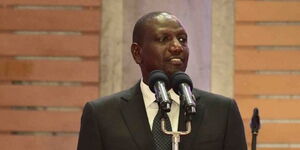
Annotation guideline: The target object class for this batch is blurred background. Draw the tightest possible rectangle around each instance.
[0,0,299,149]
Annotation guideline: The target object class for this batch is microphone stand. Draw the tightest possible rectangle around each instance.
[160,94,196,150]
[251,132,258,150]
[161,115,192,150]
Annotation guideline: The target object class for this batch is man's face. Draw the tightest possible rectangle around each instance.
[135,14,189,83]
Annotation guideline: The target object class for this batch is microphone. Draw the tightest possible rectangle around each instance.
[148,70,172,112]
[250,108,260,134]
[171,72,196,116]
[250,108,260,150]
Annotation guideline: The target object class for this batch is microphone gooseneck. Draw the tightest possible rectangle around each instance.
[171,72,196,117]
[148,70,172,112]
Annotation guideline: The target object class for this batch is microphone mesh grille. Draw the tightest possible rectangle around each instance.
[171,72,193,94]
[148,70,169,93]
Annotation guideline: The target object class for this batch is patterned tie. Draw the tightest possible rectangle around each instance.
[152,109,172,150]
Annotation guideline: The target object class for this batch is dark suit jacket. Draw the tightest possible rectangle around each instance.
[77,82,247,150]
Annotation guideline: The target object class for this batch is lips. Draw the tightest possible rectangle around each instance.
[168,57,183,65]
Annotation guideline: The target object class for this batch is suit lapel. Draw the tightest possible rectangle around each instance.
[120,83,155,150]
[179,90,205,150]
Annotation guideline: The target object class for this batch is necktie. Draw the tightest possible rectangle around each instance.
[152,109,172,150]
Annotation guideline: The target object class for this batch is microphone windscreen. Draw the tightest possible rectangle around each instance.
[148,70,169,93]
[171,72,193,94]
[250,107,260,132]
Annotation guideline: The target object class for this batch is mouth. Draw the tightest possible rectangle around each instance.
[168,57,183,65]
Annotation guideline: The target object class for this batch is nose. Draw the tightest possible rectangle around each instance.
[168,38,183,54]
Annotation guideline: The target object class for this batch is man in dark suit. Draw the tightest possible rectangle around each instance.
[77,11,247,150]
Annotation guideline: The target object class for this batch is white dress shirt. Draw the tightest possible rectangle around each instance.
[140,80,180,132]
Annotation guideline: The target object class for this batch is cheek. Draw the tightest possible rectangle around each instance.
[184,48,189,59]
[141,50,161,66]
[146,48,165,60]
[141,44,167,64]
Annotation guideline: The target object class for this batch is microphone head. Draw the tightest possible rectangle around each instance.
[171,72,193,94]
[250,107,261,133]
[148,70,169,93]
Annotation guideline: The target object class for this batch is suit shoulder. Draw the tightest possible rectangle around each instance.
[193,89,240,116]
[193,88,234,104]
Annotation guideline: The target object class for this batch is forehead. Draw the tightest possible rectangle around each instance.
[144,13,186,34]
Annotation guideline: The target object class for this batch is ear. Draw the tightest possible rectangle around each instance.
[131,43,142,64]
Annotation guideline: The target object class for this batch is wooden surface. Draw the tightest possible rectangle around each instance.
[0,34,99,57]
[256,149,300,150]
[0,60,99,82]
[236,1,300,22]
[0,135,78,150]
[245,123,300,143]
[235,74,300,95]
[235,0,300,148]
[257,149,300,150]
[0,0,101,149]
[0,9,100,32]
[238,99,300,119]
[236,25,300,46]
[0,110,81,132]
[0,0,100,6]
[236,49,300,70]
[0,85,98,107]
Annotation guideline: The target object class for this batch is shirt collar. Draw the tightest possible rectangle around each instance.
[140,79,180,108]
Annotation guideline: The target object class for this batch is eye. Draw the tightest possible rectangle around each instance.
[158,35,170,42]
[178,36,187,43]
